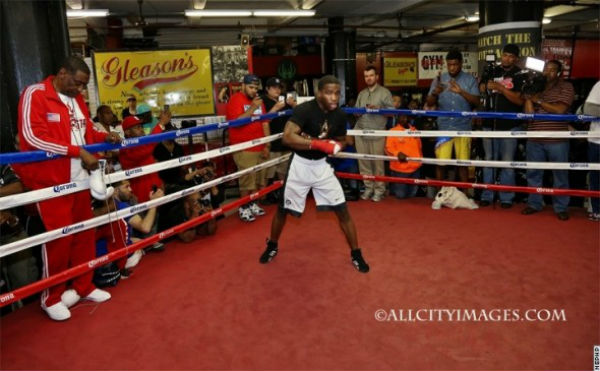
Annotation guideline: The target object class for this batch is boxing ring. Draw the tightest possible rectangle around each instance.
[0,108,598,369]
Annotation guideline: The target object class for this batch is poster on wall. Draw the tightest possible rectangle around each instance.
[542,39,573,79]
[93,49,215,118]
[211,46,249,116]
[383,57,417,86]
[418,51,479,79]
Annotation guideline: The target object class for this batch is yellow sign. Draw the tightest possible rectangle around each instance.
[93,49,215,117]
[384,57,417,86]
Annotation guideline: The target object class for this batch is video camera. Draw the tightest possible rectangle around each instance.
[480,54,504,84]
[515,57,546,96]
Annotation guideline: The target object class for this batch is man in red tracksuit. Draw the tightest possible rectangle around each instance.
[16,56,121,321]
[119,114,168,203]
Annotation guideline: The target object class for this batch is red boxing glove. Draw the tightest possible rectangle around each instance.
[310,139,342,155]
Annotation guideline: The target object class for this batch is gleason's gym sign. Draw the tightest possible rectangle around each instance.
[93,49,215,117]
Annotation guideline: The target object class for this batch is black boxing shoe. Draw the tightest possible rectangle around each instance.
[351,249,369,273]
[259,239,278,264]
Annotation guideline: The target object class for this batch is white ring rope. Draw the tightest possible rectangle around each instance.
[333,152,600,171]
[0,154,290,259]
[0,134,283,211]
[347,129,600,138]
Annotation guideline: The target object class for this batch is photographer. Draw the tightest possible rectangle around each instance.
[521,60,574,221]
[159,189,217,242]
[478,44,525,208]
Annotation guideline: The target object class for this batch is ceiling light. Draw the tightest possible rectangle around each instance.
[542,17,552,24]
[252,10,316,17]
[66,9,108,17]
[465,15,479,22]
[185,9,252,17]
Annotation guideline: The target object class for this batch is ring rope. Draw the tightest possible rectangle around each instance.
[342,107,599,122]
[335,172,600,198]
[333,152,600,171]
[0,134,283,211]
[2,107,597,165]
[346,129,600,139]
[0,182,283,308]
[0,154,291,258]
[0,110,292,165]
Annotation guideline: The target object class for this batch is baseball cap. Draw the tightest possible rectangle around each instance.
[265,77,283,88]
[121,115,144,131]
[502,44,520,57]
[243,74,260,85]
[136,103,152,115]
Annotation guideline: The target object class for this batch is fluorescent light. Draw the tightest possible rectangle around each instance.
[66,9,108,17]
[542,17,552,24]
[185,9,252,17]
[253,10,316,17]
[465,15,479,22]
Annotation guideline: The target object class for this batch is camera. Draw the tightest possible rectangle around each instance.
[480,54,503,84]
[516,57,546,95]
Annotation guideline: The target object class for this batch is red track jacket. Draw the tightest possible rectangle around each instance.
[16,76,108,190]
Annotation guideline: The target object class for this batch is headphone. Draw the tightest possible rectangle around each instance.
[549,60,563,77]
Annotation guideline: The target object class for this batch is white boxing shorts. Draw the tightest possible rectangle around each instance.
[282,154,346,216]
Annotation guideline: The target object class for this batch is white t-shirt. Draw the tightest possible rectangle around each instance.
[585,81,600,145]
[58,93,89,181]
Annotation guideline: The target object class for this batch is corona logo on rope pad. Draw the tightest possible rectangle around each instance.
[93,49,215,117]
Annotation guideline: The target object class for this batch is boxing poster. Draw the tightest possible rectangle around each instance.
[92,49,215,117]
[383,57,417,86]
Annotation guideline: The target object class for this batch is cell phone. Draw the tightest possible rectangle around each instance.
[286,92,296,100]
[152,185,158,193]
[278,95,285,102]
[163,104,170,111]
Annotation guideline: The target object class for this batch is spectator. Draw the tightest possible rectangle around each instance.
[385,115,423,199]
[479,44,525,208]
[261,77,296,203]
[159,189,217,242]
[354,66,395,202]
[94,180,164,277]
[122,95,137,120]
[94,105,123,172]
[120,114,168,203]
[225,74,270,222]
[0,164,39,311]
[521,60,574,221]
[426,49,479,183]
[584,81,600,221]
[135,103,160,135]
[16,56,121,321]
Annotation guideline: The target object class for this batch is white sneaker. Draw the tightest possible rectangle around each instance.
[43,302,71,321]
[371,193,383,202]
[360,189,373,201]
[84,288,111,303]
[61,289,81,308]
[249,202,265,216]
[125,250,143,269]
[239,207,255,222]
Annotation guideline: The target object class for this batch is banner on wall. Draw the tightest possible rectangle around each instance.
[93,49,215,118]
[477,21,541,76]
[542,39,573,79]
[418,51,479,79]
[383,57,417,86]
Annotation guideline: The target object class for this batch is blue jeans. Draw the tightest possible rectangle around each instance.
[481,127,518,204]
[589,142,600,214]
[389,169,420,199]
[526,140,570,213]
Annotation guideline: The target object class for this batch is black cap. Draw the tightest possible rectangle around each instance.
[243,74,260,84]
[265,77,283,88]
[503,44,520,57]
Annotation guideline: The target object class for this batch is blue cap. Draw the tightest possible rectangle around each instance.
[243,74,260,85]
